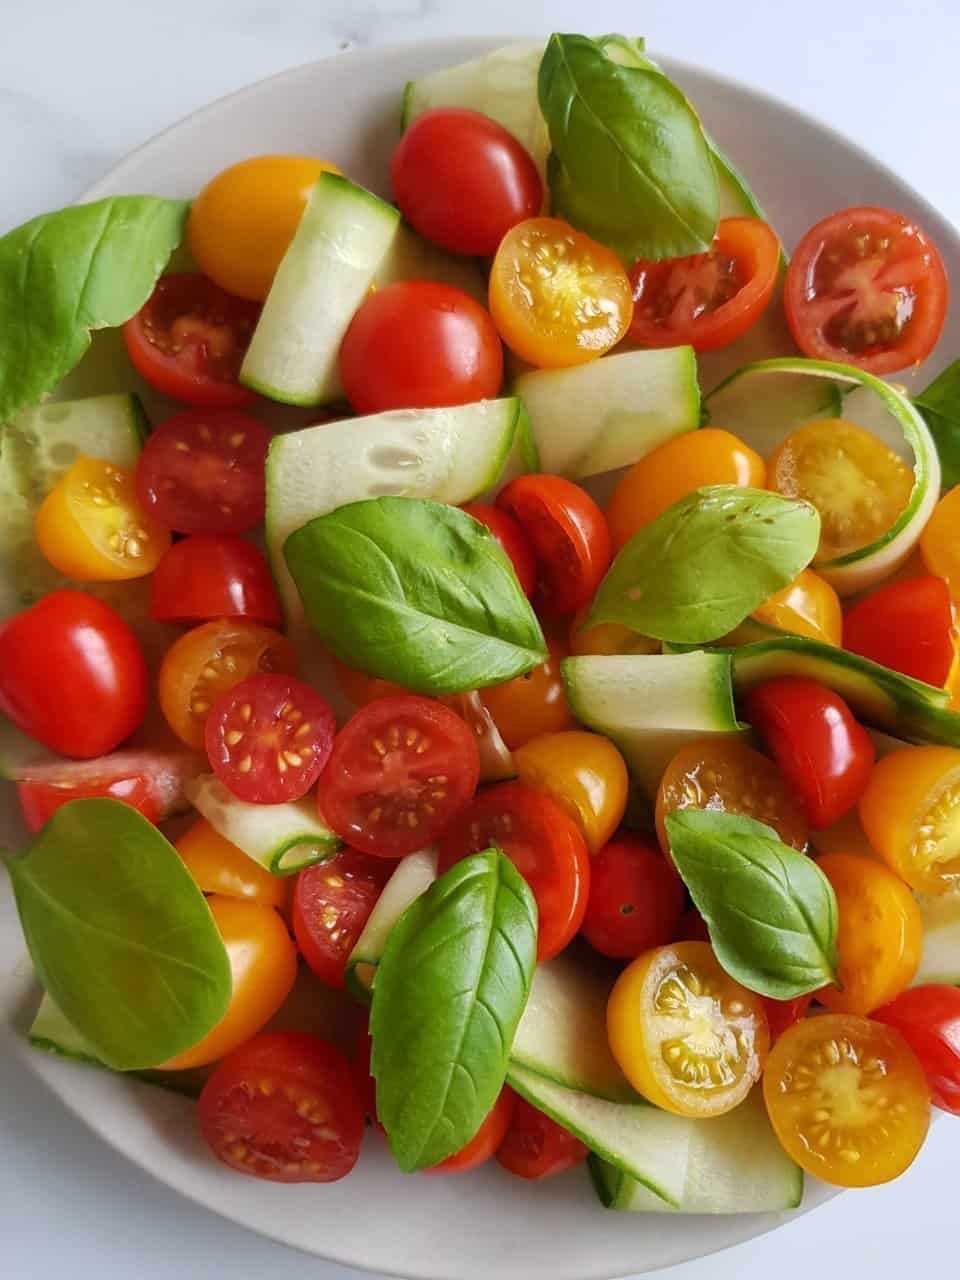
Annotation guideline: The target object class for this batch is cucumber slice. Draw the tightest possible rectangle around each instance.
[914,893,960,985]
[705,358,942,595]
[562,652,742,797]
[377,223,487,303]
[344,848,438,1002]
[591,1090,803,1214]
[515,348,700,480]
[187,774,340,875]
[240,173,401,407]
[30,990,100,1065]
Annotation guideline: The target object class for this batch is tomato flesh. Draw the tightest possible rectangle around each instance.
[293,850,392,989]
[151,534,281,626]
[461,502,537,599]
[496,1091,588,1180]
[18,773,155,832]
[873,985,960,1115]
[843,575,955,687]
[580,833,684,959]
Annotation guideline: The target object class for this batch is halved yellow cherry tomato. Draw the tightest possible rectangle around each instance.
[920,485,960,599]
[655,737,809,856]
[158,619,296,748]
[479,634,574,750]
[188,155,342,302]
[513,730,628,853]
[607,941,770,1117]
[488,217,633,368]
[568,606,660,657]
[606,428,766,550]
[176,818,288,909]
[768,418,914,562]
[859,745,960,895]
[815,852,922,1015]
[763,1013,930,1187]
[35,455,170,581]
[724,569,843,646]
[158,895,297,1070]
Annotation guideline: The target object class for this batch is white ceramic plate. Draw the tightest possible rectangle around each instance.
[2,35,957,1280]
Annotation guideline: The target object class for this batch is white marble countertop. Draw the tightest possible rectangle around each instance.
[2,2,958,1277]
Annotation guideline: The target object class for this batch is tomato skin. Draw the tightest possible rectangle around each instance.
[873,985,960,1115]
[424,1089,515,1175]
[725,569,843,647]
[496,475,611,617]
[460,503,537,599]
[18,774,157,833]
[391,108,542,256]
[496,1091,588,1180]
[339,282,503,415]
[581,834,684,959]
[0,591,148,759]
[198,1030,364,1183]
[512,730,628,853]
[479,634,574,750]
[151,535,281,626]
[293,850,392,989]
[744,677,875,829]
[674,907,711,943]
[843,576,955,687]
[920,485,960,599]
[176,817,288,908]
[569,607,659,657]
[762,994,813,1042]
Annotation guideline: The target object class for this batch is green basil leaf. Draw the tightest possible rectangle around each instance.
[2,798,231,1070]
[914,358,960,490]
[284,497,547,694]
[587,486,820,643]
[370,848,537,1171]
[538,33,718,261]
[664,809,839,999]
[0,196,188,422]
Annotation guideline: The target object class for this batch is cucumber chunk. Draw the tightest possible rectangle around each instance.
[345,849,438,1002]
[914,893,960,985]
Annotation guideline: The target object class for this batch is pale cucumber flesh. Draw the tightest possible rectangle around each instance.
[345,849,438,1002]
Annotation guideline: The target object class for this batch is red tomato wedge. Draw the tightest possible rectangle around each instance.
[461,502,537,599]
[843,576,955,688]
[873,985,960,1115]
[496,1091,588,1180]
[151,534,281,626]
[293,851,392,989]
[424,1089,515,1175]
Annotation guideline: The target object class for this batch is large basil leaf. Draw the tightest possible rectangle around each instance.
[914,358,960,490]
[2,799,231,1070]
[0,196,188,422]
[285,497,547,694]
[538,33,718,261]
[370,849,537,1171]
[664,809,839,999]
[587,486,820,643]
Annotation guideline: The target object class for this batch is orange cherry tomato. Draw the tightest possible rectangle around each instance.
[725,569,843,646]
[512,730,628,853]
[569,606,660,657]
[479,633,574,750]
[920,485,960,600]
[176,817,288,909]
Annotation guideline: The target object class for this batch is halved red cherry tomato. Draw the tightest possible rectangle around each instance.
[19,772,154,831]
[136,408,271,534]
[317,695,480,858]
[763,994,813,1042]
[205,673,335,803]
[198,1030,364,1183]
[438,781,590,960]
[123,273,260,408]
[496,1091,588,1180]
[628,217,780,352]
[873,985,960,1115]
[581,834,684,959]
[424,1089,515,1175]
[496,475,611,617]
[784,206,948,374]
[151,534,281,626]
[744,677,875,828]
[461,502,537,599]
[843,575,955,687]
[293,850,392,989]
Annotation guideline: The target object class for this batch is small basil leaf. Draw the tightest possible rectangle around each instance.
[587,486,820,643]
[538,33,718,261]
[284,497,547,694]
[914,358,960,490]
[0,196,188,423]
[664,809,839,999]
[370,848,537,1172]
[2,798,231,1070]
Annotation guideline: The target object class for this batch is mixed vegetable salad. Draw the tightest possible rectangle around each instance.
[3,32,960,1213]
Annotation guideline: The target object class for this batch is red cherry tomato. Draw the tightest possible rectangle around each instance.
[424,1089,515,1175]
[628,217,780,353]
[438,780,590,960]
[391,108,543,257]
[339,282,503,415]
[496,475,611,617]
[873,984,960,1115]
[461,502,537,598]
[317,695,480,857]
[581,834,685,959]
[784,206,948,374]
[19,773,156,831]
[0,591,147,759]
[744,677,876,829]
[205,672,335,803]
[293,850,392,989]
[496,1090,588,1180]
[198,1030,364,1183]
[151,534,281,626]
[763,994,813,1042]
[674,907,711,943]
[843,576,955,688]
[136,408,271,535]
[123,273,260,408]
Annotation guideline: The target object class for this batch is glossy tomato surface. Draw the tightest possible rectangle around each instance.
[424,1089,515,1175]
[176,817,288,908]
[479,633,574,750]
[843,575,955,687]
[496,1091,588,1180]
[293,850,392,989]
[920,485,960,599]
[18,771,158,833]
[151,534,281,625]
[580,834,684,959]
[512,730,628,852]
[460,502,537,599]
[873,985,960,1114]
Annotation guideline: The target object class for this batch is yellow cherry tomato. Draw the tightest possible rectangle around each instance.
[513,730,629,853]
[35,455,170,581]
[768,418,914,562]
[920,485,960,599]
[188,155,342,301]
[725,569,843,646]
[859,745,960,895]
[607,941,770,1117]
[159,895,297,1070]
[763,1013,930,1188]
[488,217,633,368]
[568,606,660,657]
[948,637,960,711]
[606,428,766,551]
[176,818,287,909]
[815,853,922,1015]
[479,634,574,750]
